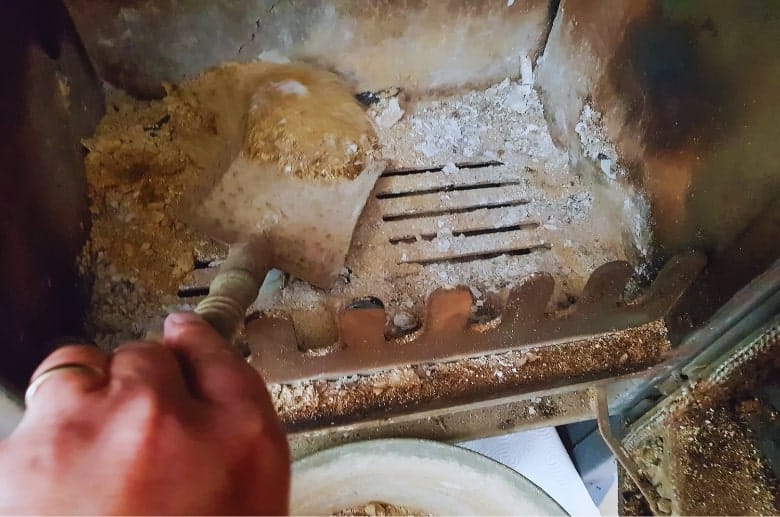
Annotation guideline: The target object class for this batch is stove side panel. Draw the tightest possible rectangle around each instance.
[536,0,780,278]
[0,0,104,391]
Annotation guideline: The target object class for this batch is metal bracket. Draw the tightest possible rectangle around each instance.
[247,253,705,383]
[592,388,669,516]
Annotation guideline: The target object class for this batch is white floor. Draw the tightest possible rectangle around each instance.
[598,481,619,516]
[459,427,617,516]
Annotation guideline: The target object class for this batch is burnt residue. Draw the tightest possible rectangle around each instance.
[609,18,723,155]
[605,3,780,268]
[537,0,562,63]
[547,0,561,23]
[355,91,381,106]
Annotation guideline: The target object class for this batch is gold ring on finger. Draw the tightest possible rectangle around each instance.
[25,363,106,405]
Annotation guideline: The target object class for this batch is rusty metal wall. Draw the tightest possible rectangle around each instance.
[0,0,104,391]
[535,0,780,327]
[536,0,780,264]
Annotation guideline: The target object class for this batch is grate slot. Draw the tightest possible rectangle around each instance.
[401,245,549,265]
[382,200,529,222]
[394,228,547,264]
[375,164,526,196]
[178,267,220,295]
[177,286,210,298]
[389,222,539,244]
[380,160,503,178]
[376,180,523,199]
[193,258,214,269]
[381,206,538,240]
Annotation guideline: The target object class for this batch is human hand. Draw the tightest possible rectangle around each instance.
[0,312,289,515]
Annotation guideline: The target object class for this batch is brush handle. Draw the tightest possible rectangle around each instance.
[195,239,270,341]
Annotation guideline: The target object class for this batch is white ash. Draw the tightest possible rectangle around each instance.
[574,103,652,263]
[506,83,532,114]
[519,55,534,86]
[381,78,565,168]
[575,104,626,181]
[257,49,290,63]
[238,80,645,356]
[442,162,459,175]
[392,311,418,330]
[330,374,363,390]
[370,96,405,129]
[303,342,343,357]
[413,116,470,158]
[623,193,653,266]
[260,277,327,310]
[562,191,593,222]
[273,79,308,96]
[268,381,320,412]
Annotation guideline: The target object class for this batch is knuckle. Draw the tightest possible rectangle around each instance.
[116,384,186,458]
[228,398,276,442]
[117,382,167,425]
[175,321,226,347]
[51,416,99,448]
[114,383,185,452]
[240,408,266,439]
[131,384,164,413]
[113,341,161,357]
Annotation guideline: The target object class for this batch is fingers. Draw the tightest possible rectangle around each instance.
[163,313,270,407]
[109,342,191,404]
[26,345,110,408]
[164,312,233,354]
[25,314,276,415]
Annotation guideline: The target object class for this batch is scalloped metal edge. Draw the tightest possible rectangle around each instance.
[247,253,706,383]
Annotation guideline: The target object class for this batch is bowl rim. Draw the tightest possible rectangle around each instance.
[292,437,568,516]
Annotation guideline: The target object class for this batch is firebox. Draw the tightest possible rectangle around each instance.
[1,1,778,514]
